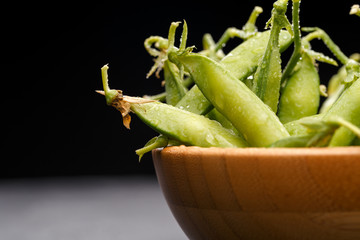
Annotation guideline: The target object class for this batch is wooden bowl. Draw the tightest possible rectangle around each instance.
[152,146,360,240]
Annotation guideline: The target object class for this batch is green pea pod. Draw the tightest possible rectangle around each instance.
[136,73,232,159]
[169,52,289,147]
[163,60,188,106]
[323,77,360,146]
[171,30,292,126]
[286,72,360,144]
[175,31,292,117]
[320,55,360,114]
[252,0,292,113]
[277,52,320,123]
[220,30,292,82]
[98,65,248,148]
[130,101,248,148]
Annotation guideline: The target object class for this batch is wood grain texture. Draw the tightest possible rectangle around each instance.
[152,146,360,240]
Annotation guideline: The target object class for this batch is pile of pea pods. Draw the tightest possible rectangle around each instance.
[99,0,360,159]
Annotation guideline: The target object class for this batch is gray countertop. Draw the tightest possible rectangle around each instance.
[0,176,187,240]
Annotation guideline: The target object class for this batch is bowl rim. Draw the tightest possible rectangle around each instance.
[153,145,360,157]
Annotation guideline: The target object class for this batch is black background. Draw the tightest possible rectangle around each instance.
[2,1,359,178]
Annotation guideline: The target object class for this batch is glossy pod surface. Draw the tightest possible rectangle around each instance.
[153,146,360,240]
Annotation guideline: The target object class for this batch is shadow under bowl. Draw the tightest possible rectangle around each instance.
[152,146,360,240]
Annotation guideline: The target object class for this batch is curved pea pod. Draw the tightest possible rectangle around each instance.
[251,0,292,113]
[130,101,248,148]
[169,52,289,147]
[323,77,360,146]
[320,55,360,113]
[163,60,188,106]
[277,52,320,124]
[220,30,292,81]
[135,76,213,160]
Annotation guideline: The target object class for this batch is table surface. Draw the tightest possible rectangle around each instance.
[0,176,187,240]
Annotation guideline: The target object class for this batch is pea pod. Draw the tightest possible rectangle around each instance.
[277,51,320,123]
[163,60,187,105]
[285,73,360,144]
[278,21,349,123]
[252,0,292,112]
[130,101,248,148]
[323,77,360,146]
[220,30,292,81]
[281,0,302,84]
[177,30,292,116]
[319,55,360,114]
[169,51,289,147]
[99,64,248,149]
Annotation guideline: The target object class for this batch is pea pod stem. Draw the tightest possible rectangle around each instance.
[302,27,349,65]
[243,6,263,34]
[179,20,188,52]
[201,33,225,61]
[281,0,302,84]
[214,6,263,52]
[101,64,121,106]
[144,36,168,57]
[328,118,360,139]
[168,21,181,50]
[214,28,247,52]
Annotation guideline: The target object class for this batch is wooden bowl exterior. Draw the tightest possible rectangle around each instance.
[152,146,360,240]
